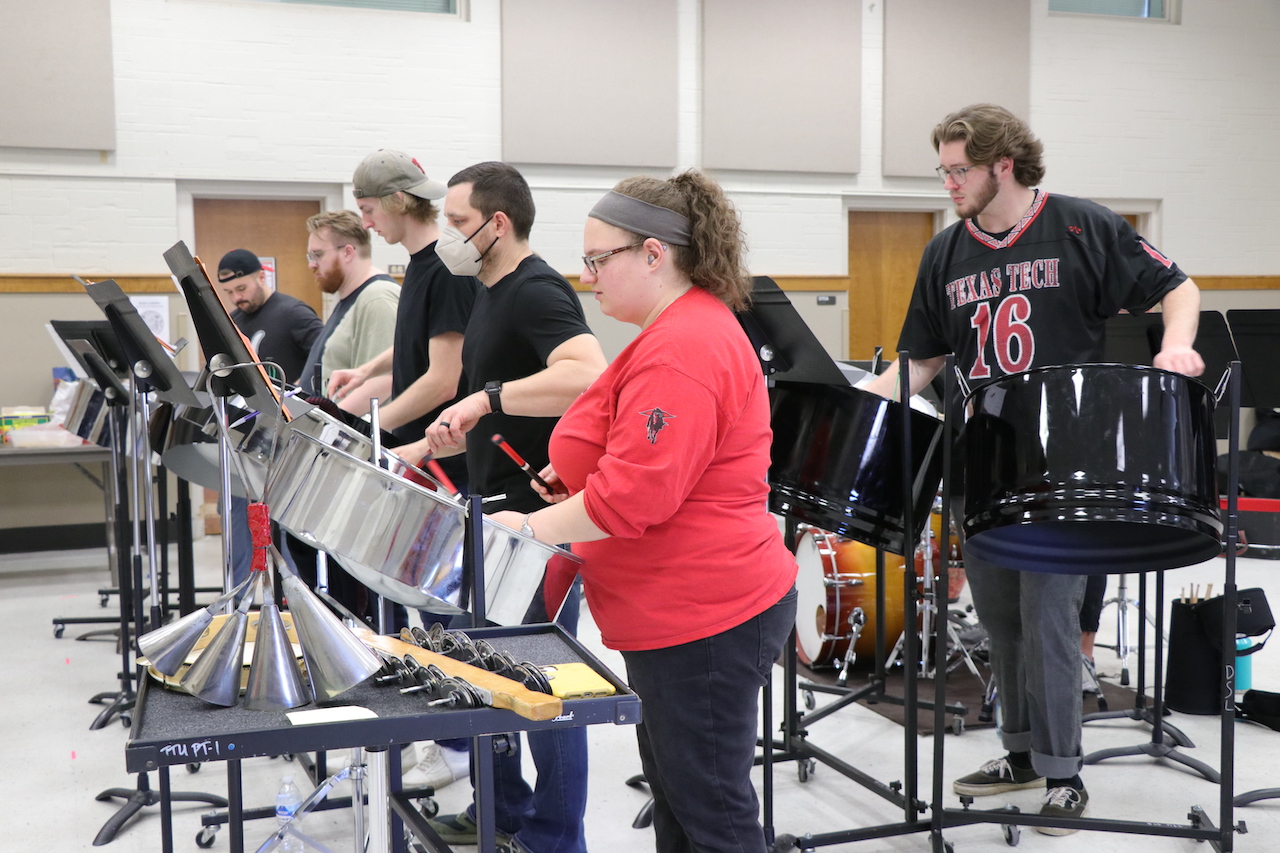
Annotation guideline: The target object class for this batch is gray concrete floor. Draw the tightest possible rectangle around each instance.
[4,536,1279,852]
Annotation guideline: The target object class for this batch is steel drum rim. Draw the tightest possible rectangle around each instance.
[266,429,582,565]
[961,361,1218,403]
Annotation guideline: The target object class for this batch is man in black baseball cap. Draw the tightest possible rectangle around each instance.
[215,248,322,385]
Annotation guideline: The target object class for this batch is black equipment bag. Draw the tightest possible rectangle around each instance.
[1165,588,1274,715]
[1238,689,1280,732]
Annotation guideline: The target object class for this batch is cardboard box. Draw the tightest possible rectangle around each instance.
[0,408,51,444]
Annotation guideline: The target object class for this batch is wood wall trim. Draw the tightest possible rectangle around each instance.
[6,272,1274,295]
[1191,276,1280,291]
[565,274,851,293]
[0,275,176,294]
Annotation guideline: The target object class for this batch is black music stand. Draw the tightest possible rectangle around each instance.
[47,324,138,727]
[737,278,945,851]
[1224,309,1280,810]
[48,322,130,640]
[81,278,228,844]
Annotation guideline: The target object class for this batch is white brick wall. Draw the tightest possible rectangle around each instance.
[0,0,1276,278]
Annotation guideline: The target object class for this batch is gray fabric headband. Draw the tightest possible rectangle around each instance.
[588,191,692,247]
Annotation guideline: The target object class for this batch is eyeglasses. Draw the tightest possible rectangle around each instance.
[935,165,980,185]
[305,250,325,264]
[582,243,643,274]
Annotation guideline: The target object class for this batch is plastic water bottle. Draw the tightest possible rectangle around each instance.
[1236,637,1254,693]
[275,773,304,853]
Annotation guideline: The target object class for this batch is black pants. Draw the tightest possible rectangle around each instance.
[621,588,797,853]
[1080,573,1107,634]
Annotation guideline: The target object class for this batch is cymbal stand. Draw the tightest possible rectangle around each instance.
[1095,572,1160,686]
[1082,571,1194,747]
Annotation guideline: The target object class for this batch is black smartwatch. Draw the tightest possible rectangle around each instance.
[485,380,504,415]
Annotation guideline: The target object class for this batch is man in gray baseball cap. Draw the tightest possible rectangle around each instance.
[351,149,448,201]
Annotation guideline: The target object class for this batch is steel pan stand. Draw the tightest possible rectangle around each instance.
[763,351,938,852]
[934,357,1245,850]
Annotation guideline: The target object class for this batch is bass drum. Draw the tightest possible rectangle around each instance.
[794,527,908,668]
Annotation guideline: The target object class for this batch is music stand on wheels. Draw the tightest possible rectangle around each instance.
[81,277,227,845]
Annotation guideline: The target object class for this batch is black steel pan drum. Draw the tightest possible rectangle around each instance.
[962,364,1222,574]
[768,382,946,555]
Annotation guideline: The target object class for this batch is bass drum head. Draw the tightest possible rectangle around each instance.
[794,527,834,666]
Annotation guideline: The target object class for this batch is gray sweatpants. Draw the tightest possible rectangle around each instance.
[964,549,1088,779]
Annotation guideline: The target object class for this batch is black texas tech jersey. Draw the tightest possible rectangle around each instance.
[898,191,1188,382]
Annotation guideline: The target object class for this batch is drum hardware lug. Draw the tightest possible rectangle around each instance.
[822,576,862,588]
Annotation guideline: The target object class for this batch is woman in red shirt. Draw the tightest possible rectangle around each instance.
[490,170,797,853]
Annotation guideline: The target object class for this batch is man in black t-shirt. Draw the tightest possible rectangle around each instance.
[216,249,322,385]
[328,149,477,491]
[423,162,607,853]
[866,104,1204,833]
[214,249,324,594]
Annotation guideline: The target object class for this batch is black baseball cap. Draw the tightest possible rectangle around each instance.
[217,249,262,283]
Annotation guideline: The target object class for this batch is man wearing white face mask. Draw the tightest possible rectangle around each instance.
[424,161,607,853]
[329,149,478,488]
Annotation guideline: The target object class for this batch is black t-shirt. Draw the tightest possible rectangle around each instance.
[462,254,593,512]
[898,192,1188,382]
[390,242,479,444]
[231,291,323,385]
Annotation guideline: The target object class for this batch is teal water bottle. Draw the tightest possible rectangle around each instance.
[1235,637,1254,692]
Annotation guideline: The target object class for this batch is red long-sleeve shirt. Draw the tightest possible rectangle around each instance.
[549,287,797,651]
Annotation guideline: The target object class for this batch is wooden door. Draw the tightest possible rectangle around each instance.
[193,198,324,315]
[193,198,322,533]
[847,211,935,362]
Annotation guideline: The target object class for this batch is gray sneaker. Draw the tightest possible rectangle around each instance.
[952,756,1045,796]
[1037,785,1088,835]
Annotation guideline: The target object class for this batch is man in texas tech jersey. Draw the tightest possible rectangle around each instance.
[867,104,1204,833]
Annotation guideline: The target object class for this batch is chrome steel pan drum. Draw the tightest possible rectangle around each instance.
[768,381,946,556]
[962,363,1221,574]
[266,430,578,625]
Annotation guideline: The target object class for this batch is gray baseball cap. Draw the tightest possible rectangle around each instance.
[352,149,447,200]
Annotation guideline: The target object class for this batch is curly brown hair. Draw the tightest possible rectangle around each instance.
[611,170,751,311]
[931,103,1046,188]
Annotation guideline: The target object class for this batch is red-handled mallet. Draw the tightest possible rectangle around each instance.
[491,433,564,494]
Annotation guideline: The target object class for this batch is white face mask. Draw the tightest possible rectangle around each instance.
[436,216,495,277]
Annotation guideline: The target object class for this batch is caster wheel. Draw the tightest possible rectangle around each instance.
[418,797,439,818]
[802,690,816,710]
[943,843,955,853]
[195,826,218,848]
[951,716,964,736]
[100,595,110,607]
[1002,821,1020,846]
[120,714,132,728]
[54,625,65,638]
[769,833,797,853]
[797,758,816,783]
[187,762,201,774]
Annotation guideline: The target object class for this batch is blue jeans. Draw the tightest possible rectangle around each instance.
[621,587,797,853]
[463,579,587,853]
[227,494,252,593]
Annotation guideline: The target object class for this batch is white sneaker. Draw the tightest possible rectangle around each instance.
[1082,655,1102,695]
[403,742,468,790]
